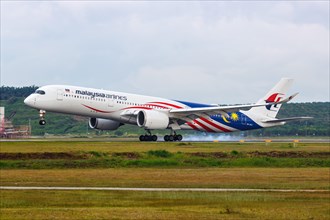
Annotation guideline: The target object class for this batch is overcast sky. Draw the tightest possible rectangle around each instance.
[1,1,329,103]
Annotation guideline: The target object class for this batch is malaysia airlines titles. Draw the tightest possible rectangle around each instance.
[75,89,128,101]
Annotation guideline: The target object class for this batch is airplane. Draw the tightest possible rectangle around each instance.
[24,78,311,141]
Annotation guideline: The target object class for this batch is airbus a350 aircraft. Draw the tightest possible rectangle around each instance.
[24,78,311,141]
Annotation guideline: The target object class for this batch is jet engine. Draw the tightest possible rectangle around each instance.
[137,110,169,130]
[89,118,122,130]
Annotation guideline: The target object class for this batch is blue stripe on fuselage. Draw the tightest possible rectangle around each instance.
[175,100,214,108]
[210,112,262,131]
[175,100,262,131]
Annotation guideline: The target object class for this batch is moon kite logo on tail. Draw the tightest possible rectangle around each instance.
[265,93,284,111]
[221,113,239,123]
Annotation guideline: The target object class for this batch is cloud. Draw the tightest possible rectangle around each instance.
[123,16,329,103]
[1,1,329,103]
[126,66,217,100]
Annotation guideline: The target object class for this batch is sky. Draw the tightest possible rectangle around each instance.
[1,1,329,103]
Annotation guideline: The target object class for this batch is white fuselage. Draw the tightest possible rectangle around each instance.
[24,84,285,134]
[24,85,192,128]
[24,78,310,141]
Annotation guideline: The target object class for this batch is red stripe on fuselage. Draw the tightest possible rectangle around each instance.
[193,119,215,132]
[200,117,231,132]
[149,102,183,109]
[145,104,169,109]
[82,104,113,113]
[122,106,152,110]
[186,122,199,131]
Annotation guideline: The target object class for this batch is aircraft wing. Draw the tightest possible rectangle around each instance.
[170,93,298,118]
[261,117,313,123]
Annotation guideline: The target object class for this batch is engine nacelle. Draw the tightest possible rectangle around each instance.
[137,110,169,130]
[89,118,122,130]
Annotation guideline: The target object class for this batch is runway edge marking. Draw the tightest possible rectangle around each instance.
[0,186,328,192]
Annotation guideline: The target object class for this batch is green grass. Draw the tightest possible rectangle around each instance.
[0,157,329,169]
[0,190,329,220]
[1,141,329,153]
[1,149,329,169]
[1,141,329,219]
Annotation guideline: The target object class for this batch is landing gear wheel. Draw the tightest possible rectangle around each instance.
[38,110,46,126]
[164,133,183,142]
[140,134,157,142]
[144,136,149,141]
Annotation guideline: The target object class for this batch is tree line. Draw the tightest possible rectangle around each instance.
[0,86,38,100]
[0,86,329,136]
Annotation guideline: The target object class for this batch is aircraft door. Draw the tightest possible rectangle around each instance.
[57,89,64,101]
[108,99,114,107]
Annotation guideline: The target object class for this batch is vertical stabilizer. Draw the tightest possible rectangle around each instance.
[249,78,294,118]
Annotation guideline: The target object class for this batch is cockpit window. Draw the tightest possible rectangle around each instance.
[35,90,46,95]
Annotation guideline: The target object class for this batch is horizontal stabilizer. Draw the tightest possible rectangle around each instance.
[262,117,313,123]
[280,92,299,103]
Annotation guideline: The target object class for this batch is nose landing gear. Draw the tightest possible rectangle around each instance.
[39,110,46,125]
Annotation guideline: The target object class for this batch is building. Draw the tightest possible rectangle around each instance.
[0,107,31,138]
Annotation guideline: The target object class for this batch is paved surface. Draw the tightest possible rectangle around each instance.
[0,186,328,192]
[1,138,329,143]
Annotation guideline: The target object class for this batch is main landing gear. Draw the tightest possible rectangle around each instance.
[164,131,183,142]
[39,110,46,125]
[139,130,183,142]
[139,130,158,142]
[139,134,158,142]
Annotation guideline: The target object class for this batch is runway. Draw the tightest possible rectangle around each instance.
[1,138,329,143]
[0,186,328,192]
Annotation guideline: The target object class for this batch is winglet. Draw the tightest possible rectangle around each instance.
[272,92,299,105]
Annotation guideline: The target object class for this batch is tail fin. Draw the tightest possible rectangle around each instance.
[249,78,294,118]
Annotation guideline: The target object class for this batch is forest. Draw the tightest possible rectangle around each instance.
[0,86,329,137]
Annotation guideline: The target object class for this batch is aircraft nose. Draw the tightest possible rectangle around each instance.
[24,96,34,107]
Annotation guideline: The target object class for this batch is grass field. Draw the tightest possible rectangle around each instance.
[0,140,329,219]
[1,142,329,169]
[1,141,329,153]
[1,190,329,220]
[1,168,329,189]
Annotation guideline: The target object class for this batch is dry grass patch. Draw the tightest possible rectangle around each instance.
[1,168,329,189]
[0,190,329,220]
